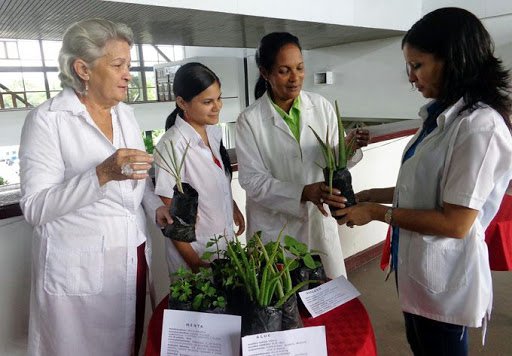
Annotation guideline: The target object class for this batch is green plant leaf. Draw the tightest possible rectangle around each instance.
[303,254,316,269]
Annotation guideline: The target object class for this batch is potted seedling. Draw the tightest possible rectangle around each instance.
[224,230,318,335]
[168,266,227,313]
[168,265,194,310]
[283,235,327,292]
[309,100,357,219]
[155,139,198,242]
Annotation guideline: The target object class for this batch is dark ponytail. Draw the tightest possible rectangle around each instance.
[165,106,182,131]
[164,62,220,130]
[163,62,232,177]
[219,140,232,179]
[254,32,302,100]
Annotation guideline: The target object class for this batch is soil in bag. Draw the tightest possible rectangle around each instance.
[242,304,282,336]
[281,294,303,330]
[162,183,198,242]
[168,298,193,311]
[323,167,356,219]
[290,264,310,292]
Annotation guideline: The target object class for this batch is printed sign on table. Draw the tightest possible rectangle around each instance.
[242,326,327,356]
[160,309,241,356]
[299,275,360,318]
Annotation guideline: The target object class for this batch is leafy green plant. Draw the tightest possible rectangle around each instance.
[283,235,324,270]
[169,265,194,302]
[169,266,226,311]
[0,176,5,185]
[154,140,190,194]
[309,100,357,194]
[143,134,155,154]
[224,230,317,308]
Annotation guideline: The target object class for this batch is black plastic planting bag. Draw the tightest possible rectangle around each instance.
[162,183,198,242]
[323,167,356,219]
[290,265,310,292]
[168,298,193,311]
[281,294,303,330]
[243,304,282,336]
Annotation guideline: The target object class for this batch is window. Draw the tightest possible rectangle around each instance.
[0,40,183,109]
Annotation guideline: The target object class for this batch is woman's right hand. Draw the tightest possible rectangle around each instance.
[96,148,153,186]
[301,182,347,217]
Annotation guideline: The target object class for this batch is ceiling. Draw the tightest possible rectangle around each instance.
[0,0,404,49]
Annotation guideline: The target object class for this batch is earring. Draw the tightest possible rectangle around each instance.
[84,81,89,95]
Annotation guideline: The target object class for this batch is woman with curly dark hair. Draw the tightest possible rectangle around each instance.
[337,7,512,355]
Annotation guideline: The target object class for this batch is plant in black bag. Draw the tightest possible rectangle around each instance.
[224,230,320,335]
[201,235,236,291]
[309,100,358,219]
[155,139,198,242]
[168,265,227,313]
[283,235,327,292]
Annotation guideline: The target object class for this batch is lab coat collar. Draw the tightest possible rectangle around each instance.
[49,87,89,115]
[261,91,313,138]
[174,115,222,150]
[418,97,466,131]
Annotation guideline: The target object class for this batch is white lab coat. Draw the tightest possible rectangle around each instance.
[395,98,512,327]
[154,116,234,276]
[19,88,162,356]
[236,91,361,278]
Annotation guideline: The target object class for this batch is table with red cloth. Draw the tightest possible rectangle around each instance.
[485,194,512,271]
[145,294,377,356]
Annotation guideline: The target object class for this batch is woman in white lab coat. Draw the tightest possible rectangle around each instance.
[236,32,369,278]
[337,8,512,355]
[19,19,171,356]
[154,62,245,276]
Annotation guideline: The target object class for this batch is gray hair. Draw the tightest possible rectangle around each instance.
[58,18,133,95]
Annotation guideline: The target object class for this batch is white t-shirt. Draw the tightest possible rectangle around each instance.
[154,116,234,275]
[395,98,512,327]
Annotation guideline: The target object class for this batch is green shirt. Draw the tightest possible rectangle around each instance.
[270,95,301,143]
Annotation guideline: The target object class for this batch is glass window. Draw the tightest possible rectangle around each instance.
[18,40,42,66]
[23,72,46,91]
[155,45,175,62]
[127,71,143,102]
[142,45,159,66]
[42,40,62,67]
[130,46,140,67]
[145,71,157,101]
[1,93,13,109]
[6,41,19,58]
[1,72,25,91]
[26,92,47,107]
[174,46,185,61]
[0,42,6,58]
[46,72,61,91]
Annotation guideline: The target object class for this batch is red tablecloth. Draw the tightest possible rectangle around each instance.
[145,295,377,356]
[485,194,512,271]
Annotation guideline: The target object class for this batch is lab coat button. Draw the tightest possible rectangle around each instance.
[128,215,135,221]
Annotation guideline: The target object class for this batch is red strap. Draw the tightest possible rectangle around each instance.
[213,156,222,169]
[380,225,391,271]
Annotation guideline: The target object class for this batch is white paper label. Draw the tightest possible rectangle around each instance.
[242,326,327,356]
[160,309,241,356]
[298,275,360,318]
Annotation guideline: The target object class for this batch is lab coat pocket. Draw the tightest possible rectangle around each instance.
[44,234,105,296]
[407,234,467,294]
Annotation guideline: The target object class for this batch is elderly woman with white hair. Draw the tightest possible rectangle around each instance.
[19,19,172,355]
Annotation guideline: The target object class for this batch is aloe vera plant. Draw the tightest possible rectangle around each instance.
[223,229,317,308]
[154,139,190,194]
[309,100,357,194]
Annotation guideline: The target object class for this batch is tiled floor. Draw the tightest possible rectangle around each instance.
[348,258,512,356]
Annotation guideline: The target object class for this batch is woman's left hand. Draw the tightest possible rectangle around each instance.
[155,205,173,228]
[332,202,379,227]
[233,202,245,236]
[346,129,371,150]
